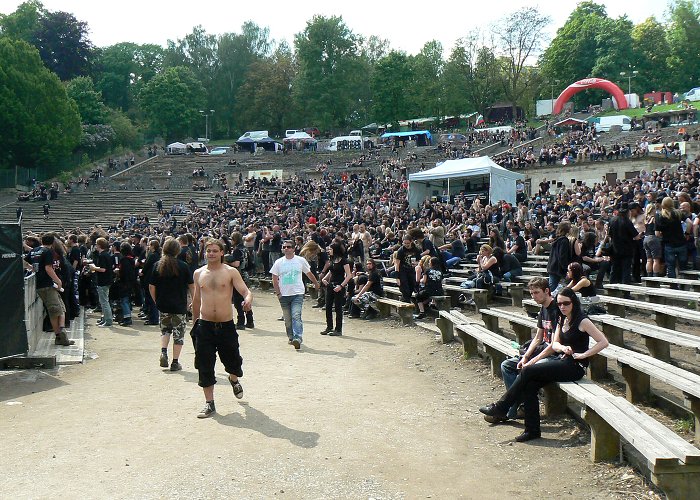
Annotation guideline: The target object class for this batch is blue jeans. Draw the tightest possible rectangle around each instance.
[501,357,520,418]
[664,244,688,279]
[97,285,113,325]
[279,294,304,342]
[120,295,131,319]
[503,268,523,282]
[441,251,462,269]
[548,274,561,293]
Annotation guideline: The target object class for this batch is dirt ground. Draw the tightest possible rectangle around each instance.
[0,293,663,499]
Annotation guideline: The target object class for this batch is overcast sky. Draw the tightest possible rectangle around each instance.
[0,0,672,55]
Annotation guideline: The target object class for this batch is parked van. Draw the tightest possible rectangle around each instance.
[237,130,269,141]
[349,130,362,137]
[685,87,700,101]
[327,135,364,151]
[285,129,299,138]
[589,115,631,132]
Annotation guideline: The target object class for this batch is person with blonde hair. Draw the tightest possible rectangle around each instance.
[643,203,663,277]
[655,197,687,282]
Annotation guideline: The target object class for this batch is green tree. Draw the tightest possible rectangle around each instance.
[66,76,107,124]
[666,0,700,91]
[591,17,635,82]
[94,42,163,111]
[0,0,44,43]
[371,51,415,126]
[631,17,671,93]
[441,42,471,118]
[32,9,94,80]
[138,66,206,142]
[106,108,139,149]
[411,41,444,119]
[214,22,272,137]
[539,2,608,88]
[293,15,364,132]
[236,43,295,134]
[0,38,81,169]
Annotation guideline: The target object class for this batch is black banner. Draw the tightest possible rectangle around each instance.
[0,222,27,359]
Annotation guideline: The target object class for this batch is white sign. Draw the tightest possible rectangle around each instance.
[248,169,283,180]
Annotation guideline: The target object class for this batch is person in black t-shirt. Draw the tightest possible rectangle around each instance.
[395,236,420,302]
[24,233,73,346]
[88,238,115,327]
[320,242,352,335]
[351,259,384,319]
[150,238,195,371]
[225,232,255,329]
[413,257,443,319]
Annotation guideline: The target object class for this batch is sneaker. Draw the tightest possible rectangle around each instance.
[246,321,254,329]
[320,328,333,335]
[236,322,246,330]
[197,401,216,419]
[463,298,476,307]
[159,352,169,368]
[119,318,133,326]
[328,330,342,336]
[292,338,301,350]
[230,378,243,399]
[413,312,427,320]
[170,360,182,372]
[98,322,113,327]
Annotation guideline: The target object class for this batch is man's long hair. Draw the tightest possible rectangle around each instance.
[157,238,181,277]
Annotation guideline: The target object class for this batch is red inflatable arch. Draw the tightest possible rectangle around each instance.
[553,78,628,115]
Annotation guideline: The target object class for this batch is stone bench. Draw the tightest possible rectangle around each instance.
[376,297,414,325]
[642,276,700,292]
[442,284,489,311]
[604,283,700,307]
[599,295,700,330]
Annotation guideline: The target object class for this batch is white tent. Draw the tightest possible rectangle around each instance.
[408,156,524,206]
[166,142,187,154]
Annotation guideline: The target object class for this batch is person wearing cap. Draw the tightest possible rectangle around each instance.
[629,202,645,282]
[608,202,640,289]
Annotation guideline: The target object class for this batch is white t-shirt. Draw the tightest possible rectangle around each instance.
[270,255,310,296]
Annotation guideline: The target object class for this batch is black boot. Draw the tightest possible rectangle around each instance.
[245,310,254,329]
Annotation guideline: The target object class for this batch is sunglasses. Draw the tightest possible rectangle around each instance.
[557,300,572,307]
[282,246,293,249]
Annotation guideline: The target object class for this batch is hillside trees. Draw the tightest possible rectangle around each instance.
[138,66,206,142]
[0,38,81,169]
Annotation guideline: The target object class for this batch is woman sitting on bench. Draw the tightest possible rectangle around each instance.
[564,262,598,307]
[479,287,608,442]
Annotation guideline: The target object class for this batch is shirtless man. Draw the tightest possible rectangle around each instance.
[192,239,253,419]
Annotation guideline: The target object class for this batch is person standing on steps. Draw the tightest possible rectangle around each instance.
[320,242,352,336]
[150,238,194,372]
[271,240,320,350]
[24,233,74,346]
[192,238,253,418]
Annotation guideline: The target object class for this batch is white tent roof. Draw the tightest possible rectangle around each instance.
[408,156,523,182]
[167,142,187,148]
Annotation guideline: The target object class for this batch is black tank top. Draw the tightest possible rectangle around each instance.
[560,313,590,366]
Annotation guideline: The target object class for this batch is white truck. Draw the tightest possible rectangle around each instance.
[589,115,631,132]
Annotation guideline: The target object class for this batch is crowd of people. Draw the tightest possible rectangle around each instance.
[20,130,700,424]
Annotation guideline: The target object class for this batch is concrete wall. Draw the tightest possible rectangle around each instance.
[522,156,672,196]
[686,142,700,162]
[24,274,45,355]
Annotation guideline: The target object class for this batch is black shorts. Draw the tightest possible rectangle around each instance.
[195,320,243,388]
